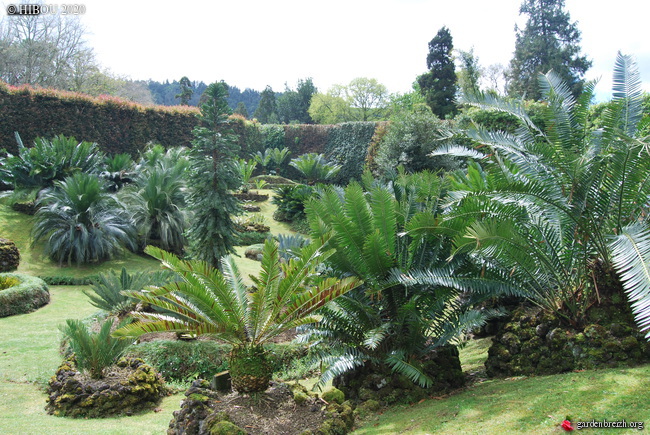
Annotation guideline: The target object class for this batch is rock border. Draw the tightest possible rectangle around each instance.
[0,272,49,317]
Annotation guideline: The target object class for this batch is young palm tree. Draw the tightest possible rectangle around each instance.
[32,173,135,265]
[113,239,362,393]
[435,53,650,336]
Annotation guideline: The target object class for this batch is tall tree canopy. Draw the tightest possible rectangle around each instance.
[308,77,389,124]
[507,0,591,100]
[0,11,96,89]
[277,78,317,124]
[253,86,279,124]
[416,26,457,119]
[175,76,193,105]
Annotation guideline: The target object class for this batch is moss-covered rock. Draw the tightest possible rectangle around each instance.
[486,300,650,377]
[333,345,464,406]
[207,420,246,435]
[322,387,345,405]
[0,272,49,317]
[0,238,20,272]
[45,357,166,418]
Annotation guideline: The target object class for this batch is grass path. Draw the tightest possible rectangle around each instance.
[0,286,183,434]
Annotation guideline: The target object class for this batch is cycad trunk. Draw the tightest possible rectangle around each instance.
[228,344,272,393]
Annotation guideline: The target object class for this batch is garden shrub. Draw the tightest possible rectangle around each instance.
[0,272,49,317]
[126,340,308,383]
[272,184,313,222]
[0,238,20,272]
[374,107,461,178]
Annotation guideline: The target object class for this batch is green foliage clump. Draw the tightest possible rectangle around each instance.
[126,340,229,382]
[445,54,650,336]
[113,240,362,393]
[272,184,314,222]
[374,106,461,177]
[289,153,340,185]
[122,146,189,254]
[32,172,135,265]
[0,134,104,199]
[83,267,172,317]
[0,272,49,317]
[324,121,377,185]
[60,318,133,379]
[302,174,513,389]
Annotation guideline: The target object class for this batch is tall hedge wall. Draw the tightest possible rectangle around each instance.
[0,82,383,184]
[0,82,199,156]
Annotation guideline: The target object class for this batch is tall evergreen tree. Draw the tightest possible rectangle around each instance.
[253,85,279,124]
[507,0,591,100]
[175,76,193,105]
[457,48,482,97]
[186,81,241,267]
[416,27,457,119]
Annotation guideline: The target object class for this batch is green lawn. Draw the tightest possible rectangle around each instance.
[353,339,650,434]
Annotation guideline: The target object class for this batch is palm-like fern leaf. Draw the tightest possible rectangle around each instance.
[608,223,650,338]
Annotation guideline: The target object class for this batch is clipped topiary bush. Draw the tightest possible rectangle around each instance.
[0,272,49,317]
[45,356,166,418]
[0,238,20,272]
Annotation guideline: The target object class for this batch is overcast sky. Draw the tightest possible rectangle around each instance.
[5,0,650,100]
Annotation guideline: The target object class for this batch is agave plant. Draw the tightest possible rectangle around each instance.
[32,173,135,265]
[301,173,516,388]
[289,153,340,184]
[433,53,650,337]
[61,318,133,379]
[113,239,362,393]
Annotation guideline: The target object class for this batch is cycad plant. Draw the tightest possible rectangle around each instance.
[113,240,362,393]
[0,134,105,207]
[32,173,135,265]
[437,53,650,336]
[121,165,188,254]
[61,318,133,379]
[83,267,173,317]
[100,153,135,192]
[289,153,341,184]
[301,172,515,388]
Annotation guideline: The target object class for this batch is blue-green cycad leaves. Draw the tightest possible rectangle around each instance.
[439,52,650,334]
[32,172,135,265]
[112,239,362,347]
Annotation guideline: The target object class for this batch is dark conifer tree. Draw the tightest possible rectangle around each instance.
[507,0,591,99]
[417,26,457,119]
[175,76,193,105]
[253,86,279,124]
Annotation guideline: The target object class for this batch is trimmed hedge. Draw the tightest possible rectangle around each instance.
[1,82,388,179]
[0,82,199,156]
[0,272,50,317]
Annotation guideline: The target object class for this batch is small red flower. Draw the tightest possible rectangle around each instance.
[561,420,574,431]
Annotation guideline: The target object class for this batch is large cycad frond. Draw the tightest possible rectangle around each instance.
[608,223,650,338]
